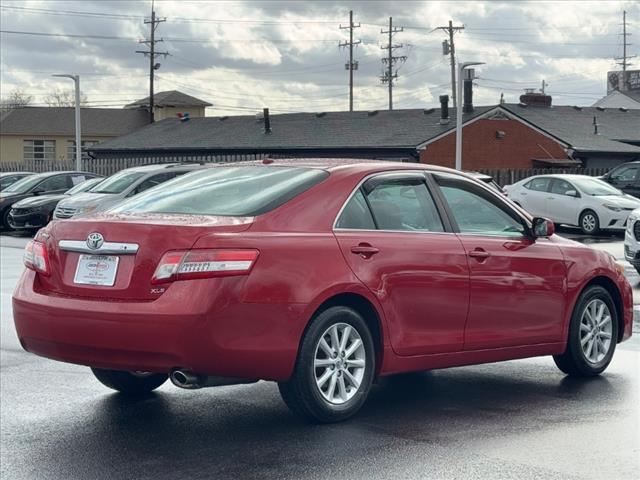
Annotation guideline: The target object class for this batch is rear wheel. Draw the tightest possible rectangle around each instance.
[278,306,375,423]
[1,208,12,231]
[91,368,167,395]
[579,209,600,235]
[553,285,618,377]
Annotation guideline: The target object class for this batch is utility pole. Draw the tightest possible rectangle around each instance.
[436,20,465,109]
[339,10,361,111]
[380,17,406,111]
[136,0,168,123]
[615,10,635,73]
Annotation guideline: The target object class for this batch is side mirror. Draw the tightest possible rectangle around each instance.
[565,189,579,197]
[532,217,554,238]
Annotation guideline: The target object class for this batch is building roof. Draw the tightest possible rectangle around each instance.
[0,107,149,137]
[124,90,212,109]
[591,90,640,109]
[90,106,495,153]
[501,103,640,154]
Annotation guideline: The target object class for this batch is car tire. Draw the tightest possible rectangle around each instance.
[553,285,618,377]
[278,306,375,423]
[1,208,12,231]
[579,209,600,235]
[91,368,168,395]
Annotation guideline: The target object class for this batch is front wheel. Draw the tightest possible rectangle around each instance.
[553,285,618,377]
[579,210,600,235]
[278,306,375,423]
[91,368,168,395]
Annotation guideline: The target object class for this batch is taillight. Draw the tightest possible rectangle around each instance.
[152,249,259,284]
[23,240,50,276]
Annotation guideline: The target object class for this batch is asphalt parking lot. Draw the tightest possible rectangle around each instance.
[1,229,639,480]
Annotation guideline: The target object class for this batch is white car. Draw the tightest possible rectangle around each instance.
[624,208,640,273]
[505,174,640,235]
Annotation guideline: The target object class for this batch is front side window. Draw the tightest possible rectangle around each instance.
[550,179,576,196]
[611,166,638,181]
[23,140,55,161]
[435,174,526,237]
[524,177,550,192]
[36,175,71,192]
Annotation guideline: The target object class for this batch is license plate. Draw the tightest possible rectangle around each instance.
[74,255,119,286]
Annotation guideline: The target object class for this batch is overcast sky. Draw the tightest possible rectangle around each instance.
[1,0,638,116]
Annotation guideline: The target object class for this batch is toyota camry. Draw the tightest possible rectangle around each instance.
[12,160,633,423]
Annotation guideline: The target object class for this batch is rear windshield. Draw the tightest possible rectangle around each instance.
[110,166,329,216]
[91,171,145,194]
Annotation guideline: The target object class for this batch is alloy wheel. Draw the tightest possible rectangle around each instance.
[314,322,366,405]
[582,214,596,233]
[580,299,613,364]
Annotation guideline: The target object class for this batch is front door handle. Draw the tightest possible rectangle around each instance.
[468,248,490,260]
[351,244,379,258]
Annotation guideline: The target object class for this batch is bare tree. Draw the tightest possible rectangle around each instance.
[44,88,88,107]
[0,89,33,110]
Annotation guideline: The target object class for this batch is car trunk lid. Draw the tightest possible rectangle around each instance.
[38,212,253,300]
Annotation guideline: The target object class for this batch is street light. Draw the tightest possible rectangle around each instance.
[52,74,81,171]
[455,62,484,171]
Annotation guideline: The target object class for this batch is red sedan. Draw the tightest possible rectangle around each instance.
[13,160,633,423]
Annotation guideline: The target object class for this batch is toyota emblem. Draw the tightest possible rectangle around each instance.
[86,232,104,250]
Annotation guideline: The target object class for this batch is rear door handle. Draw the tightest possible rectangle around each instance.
[468,249,490,260]
[351,244,379,258]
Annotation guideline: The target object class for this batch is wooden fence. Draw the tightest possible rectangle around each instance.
[0,154,267,177]
[1,157,611,186]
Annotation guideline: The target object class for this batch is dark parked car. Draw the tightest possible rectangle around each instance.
[0,172,34,192]
[0,171,100,230]
[601,161,640,198]
[8,177,104,231]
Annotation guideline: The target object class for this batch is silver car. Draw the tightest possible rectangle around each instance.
[54,163,206,219]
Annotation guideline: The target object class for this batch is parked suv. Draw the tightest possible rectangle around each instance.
[0,171,99,230]
[601,161,640,198]
[54,163,205,219]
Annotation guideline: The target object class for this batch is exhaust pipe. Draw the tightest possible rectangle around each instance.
[170,369,257,390]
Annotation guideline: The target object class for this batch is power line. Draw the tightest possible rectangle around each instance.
[339,10,361,111]
[380,17,406,110]
[434,20,464,109]
[135,1,168,123]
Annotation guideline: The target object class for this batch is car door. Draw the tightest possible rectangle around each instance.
[516,177,551,216]
[431,172,567,350]
[546,178,581,225]
[333,172,470,356]
[607,164,640,197]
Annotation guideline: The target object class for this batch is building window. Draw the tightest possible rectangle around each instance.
[67,140,99,161]
[23,140,55,161]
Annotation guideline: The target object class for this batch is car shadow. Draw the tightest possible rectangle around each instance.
[17,362,624,480]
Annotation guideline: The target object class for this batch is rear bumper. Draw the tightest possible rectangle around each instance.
[12,270,306,381]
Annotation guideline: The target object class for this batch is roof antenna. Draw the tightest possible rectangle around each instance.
[593,116,598,135]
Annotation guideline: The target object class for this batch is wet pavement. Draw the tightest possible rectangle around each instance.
[1,231,639,480]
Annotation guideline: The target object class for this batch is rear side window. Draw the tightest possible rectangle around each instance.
[524,177,550,192]
[110,166,329,216]
[336,175,444,232]
[336,190,376,229]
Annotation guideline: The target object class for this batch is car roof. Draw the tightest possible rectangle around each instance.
[203,158,466,177]
[528,174,602,180]
[122,163,206,173]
